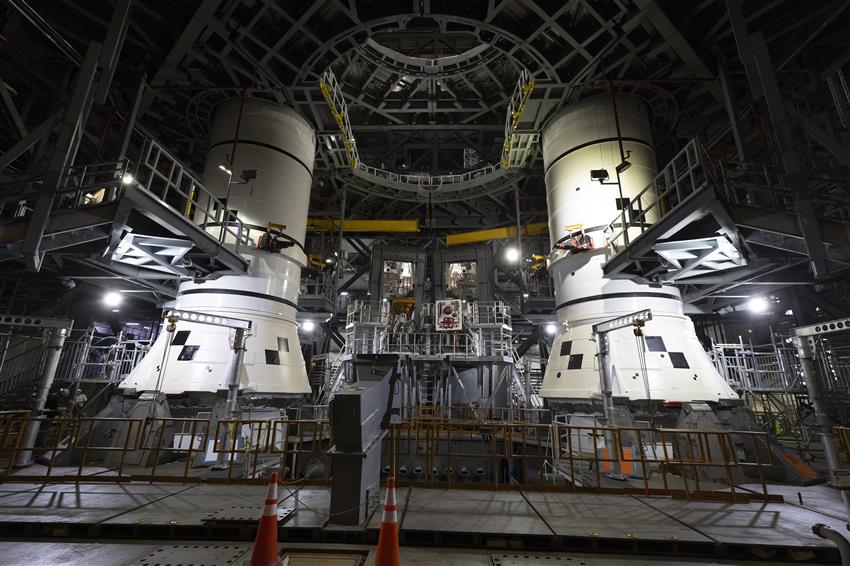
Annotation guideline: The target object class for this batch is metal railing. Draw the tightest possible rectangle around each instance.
[0,415,331,485]
[318,66,536,190]
[0,135,251,258]
[346,300,390,326]
[401,405,550,423]
[377,330,482,358]
[133,138,248,251]
[381,415,779,502]
[343,300,513,358]
[468,301,511,326]
[604,139,708,256]
[54,160,129,210]
[58,335,150,384]
[0,412,780,501]
[501,68,535,169]
[0,160,129,221]
[710,341,803,392]
[354,160,503,189]
[553,423,776,501]
[319,68,358,169]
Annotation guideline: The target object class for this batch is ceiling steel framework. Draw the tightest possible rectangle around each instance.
[0,0,849,312]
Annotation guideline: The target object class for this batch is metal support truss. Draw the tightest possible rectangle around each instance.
[790,319,850,518]
[110,234,195,277]
[20,43,101,271]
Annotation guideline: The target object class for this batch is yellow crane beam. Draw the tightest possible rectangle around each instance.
[445,221,549,246]
[307,218,419,233]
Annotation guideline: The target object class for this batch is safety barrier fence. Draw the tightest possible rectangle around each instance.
[0,412,779,501]
[0,415,331,485]
[401,405,550,423]
[382,417,779,502]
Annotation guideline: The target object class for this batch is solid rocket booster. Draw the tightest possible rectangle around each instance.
[539,95,737,403]
[120,99,315,394]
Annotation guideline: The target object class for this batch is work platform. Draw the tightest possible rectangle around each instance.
[0,477,846,564]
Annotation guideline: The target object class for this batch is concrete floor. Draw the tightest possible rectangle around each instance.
[0,478,846,563]
[0,541,836,566]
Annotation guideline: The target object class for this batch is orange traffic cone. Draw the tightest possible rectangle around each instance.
[247,472,282,566]
[374,476,401,566]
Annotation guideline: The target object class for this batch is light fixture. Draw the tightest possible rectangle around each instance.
[545,323,558,335]
[111,308,120,313]
[615,160,632,175]
[121,173,134,185]
[590,169,609,182]
[504,247,520,263]
[218,163,233,175]
[747,297,768,313]
[301,320,315,332]
[522,292,529,298]
[325,258,333,264]
[340,291,349,296]
[784,309,794,316]
[103,291,123,307]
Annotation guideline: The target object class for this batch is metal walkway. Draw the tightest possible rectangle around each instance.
[601,139,850,287]
[0,481,845,563]
[0,137,250,289]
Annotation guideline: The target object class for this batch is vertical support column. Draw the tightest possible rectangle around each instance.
[93,0,133,104]
[724,0,764,99]
[216,326,248,468]
[514,188,523,305]
[727,6,829,278]
[594,332,614,423]
[336,187,347,301]
[792,337,843,480]
[117,76,146,162]
[717,57,748,162]
[21,44,101,270]
[15,326,69,467]
[749,31,829,278]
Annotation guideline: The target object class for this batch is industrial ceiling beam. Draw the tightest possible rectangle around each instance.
[138,0,223,117]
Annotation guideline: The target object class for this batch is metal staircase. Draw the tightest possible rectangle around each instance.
[509,346,544,408]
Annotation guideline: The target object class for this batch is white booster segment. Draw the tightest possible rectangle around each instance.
[120,98,315,395]
[539,95,737,403]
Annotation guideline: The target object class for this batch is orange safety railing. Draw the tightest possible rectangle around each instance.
[210,418,332,485]
[382,418,780,502]
[1,413,781,501]
[0,415,330,486]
